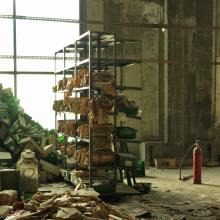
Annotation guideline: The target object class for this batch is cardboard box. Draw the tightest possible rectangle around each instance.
[117,153,137,168]
[154,158,177,169]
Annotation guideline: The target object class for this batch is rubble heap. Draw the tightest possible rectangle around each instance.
[0,84,57,168]
[0,191,134,220]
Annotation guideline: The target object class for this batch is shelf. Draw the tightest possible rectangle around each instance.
[55,58,141,74]
[55,67,74,75]
[55,31,140,54]
[56,132,89,143]
[54,59,89,74]
[69,136,89,143]
[56,111,88,116]
[76,58,90,67]
[116,86,142,91]
[117,139,144,143]
[90,165,115,170]
[54,86,89,94]
[56,86,141,95]
[56,112,77,120]
[74,86,89,92]
[126,115,141,120]
[56,86,141,94]
[107,112,141,120]
[76,175,112,182]
[54,31,141,191]
[76,165,115,170]
[90,58,141,68]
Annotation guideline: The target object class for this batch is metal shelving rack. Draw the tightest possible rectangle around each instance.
[73,31,118,191]
[116,37,142,155]
[54,31,142,195]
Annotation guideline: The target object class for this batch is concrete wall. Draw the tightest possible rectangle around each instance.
[166,0,214,162]
[81,0,218,163]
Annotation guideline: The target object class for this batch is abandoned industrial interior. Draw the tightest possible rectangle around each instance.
[1,0,220,219]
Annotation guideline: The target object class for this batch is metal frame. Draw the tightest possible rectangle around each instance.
[53,30,143,194]
[13,0,17,97]
[71,31,118,190]
[88,31,92,187]
[2,14,220,31]
[0,0,80,97]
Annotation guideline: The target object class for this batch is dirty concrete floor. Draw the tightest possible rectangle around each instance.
[114,167,220,219]
[38,167,220,219]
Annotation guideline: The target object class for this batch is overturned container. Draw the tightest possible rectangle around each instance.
[17,149,38,193]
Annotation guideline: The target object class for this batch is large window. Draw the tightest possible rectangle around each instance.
[16,0,79,19]
[0,0,79,129]
[17,75,55,129]
[0,19,13,55]
[0,75,14,92]
[0,0,13,15]
[17,21,79,57]
[0,59,14,71]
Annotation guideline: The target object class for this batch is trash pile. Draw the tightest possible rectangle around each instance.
[0,84,60,182]
[0,190,134,220]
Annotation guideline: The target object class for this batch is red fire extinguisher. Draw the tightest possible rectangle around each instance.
[193,140,202,184]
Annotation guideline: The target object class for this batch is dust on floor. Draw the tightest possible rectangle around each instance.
[111,167,220,220]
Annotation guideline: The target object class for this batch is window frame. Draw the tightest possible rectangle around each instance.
[0,0,81,96]
[0,0,81,129]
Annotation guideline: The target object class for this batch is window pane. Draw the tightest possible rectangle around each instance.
[17,20,79,56]
[0,74,14,93]
[17,75,55,129]
[0,58,14,71]
[17,0,79,19]
[0,19,13,55]
[0,0,13,15]
[17,59,54,72]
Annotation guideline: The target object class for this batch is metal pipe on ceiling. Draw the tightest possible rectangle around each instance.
[2,55,220,66]
[1,14,220,31]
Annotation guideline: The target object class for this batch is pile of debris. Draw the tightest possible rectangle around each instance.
[0,84,60,182]
[0,190,134,220]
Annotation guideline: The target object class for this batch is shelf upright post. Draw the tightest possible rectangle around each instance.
[120,42,123,94]
[54,52,58,152]
[63,47,67,169]
[74,39,78,171]
[88,31,92,188]
[97,33,101,72]
[113,32,117,194]
[119,40,124,128]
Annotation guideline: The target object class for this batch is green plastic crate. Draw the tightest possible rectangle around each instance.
[118,106,138,116]
[117,127,137,139]
[117,153,137,168]
[135,160,145,177]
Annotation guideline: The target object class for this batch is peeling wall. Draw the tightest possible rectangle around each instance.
[82,0,217,162]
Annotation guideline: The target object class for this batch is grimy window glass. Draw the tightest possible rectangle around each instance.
[17,75,55,129]
[16,0,79,19]
[0,19,13,55]
[16,20,79,57]
[0,0,13,15]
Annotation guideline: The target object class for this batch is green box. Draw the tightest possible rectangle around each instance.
[135,160,145,177]
[118,106,138,116]
[117,153,137,168]
[117,127,137,139]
